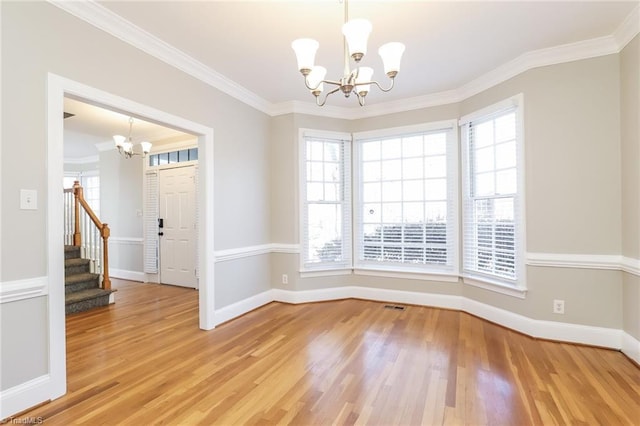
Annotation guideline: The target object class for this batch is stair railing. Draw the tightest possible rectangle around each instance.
[63,181,111,290]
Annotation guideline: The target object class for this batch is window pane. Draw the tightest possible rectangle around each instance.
[496,169,516,195]
[474,146,494,173]
[363,161,381,182]
[382,181,402,202]
[402,180,423,202]
[495,113,516,142]
[188,148,198,161]
[307,183,323,201]
[308,141,324,161]
[324,142,340,162]
[403,158,423,179]
[381,139,401,159]
[361,141,380,161]
[381,159,402,180]
[382,203,402,223]
[363,182,381,202]
[307,203,342,263]
[402,135,423,157]
[325,162,340,183]
[425,178,447,201]
[403,202,424,222]
[473,121,494,148]
[168,151,178,163]
[495,141,516,169]
[474,172,495,196]
[363,203,381,223]
[425,133,446,156]
[178,149,189,162]
[425,156,446,178]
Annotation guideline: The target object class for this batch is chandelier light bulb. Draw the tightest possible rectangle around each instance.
[291,38,319,75]
[307,66,327,95]
[355,67,374,96]
[113,135,126,148]
[378,42,406,77]
[342,18,372,62]
[140,141,152,155]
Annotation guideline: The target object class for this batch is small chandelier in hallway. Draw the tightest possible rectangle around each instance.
[113,117,152,159]
[291,0,405,107]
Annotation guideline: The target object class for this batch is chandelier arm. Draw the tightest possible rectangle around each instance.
[368,78,396,93]
[303,75,342,92]
[355,92,366,106]
[316,86,342,106]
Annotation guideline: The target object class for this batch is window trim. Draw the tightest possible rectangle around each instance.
[352,119,459,275]
[298,128,353,272]
[460,93,527,291]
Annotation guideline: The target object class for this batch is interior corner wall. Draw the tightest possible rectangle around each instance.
[620,34,640,340]
[1,0,271,400]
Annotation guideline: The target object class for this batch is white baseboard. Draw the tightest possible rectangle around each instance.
[109,269,145,282]
[219,286,630,353]
[0,375,51,420]
[214,290,274,326]
[622,332,640,364]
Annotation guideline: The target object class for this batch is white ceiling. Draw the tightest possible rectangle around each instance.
[63,1,638,159]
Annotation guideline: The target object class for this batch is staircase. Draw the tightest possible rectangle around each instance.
[65,245,114,314]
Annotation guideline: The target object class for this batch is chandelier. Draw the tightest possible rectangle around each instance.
[291,0,405,107]
[113,117,152,159]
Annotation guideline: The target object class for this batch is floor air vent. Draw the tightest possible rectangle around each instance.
[384,304,406,310]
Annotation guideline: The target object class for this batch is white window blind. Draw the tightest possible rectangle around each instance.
[300,130,352,270]
[354,124,458,273]
[461,99,524,286]
[144,171,159,274]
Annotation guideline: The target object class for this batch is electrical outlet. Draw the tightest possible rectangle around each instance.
[553,299,565,314]
[282,274,288,285]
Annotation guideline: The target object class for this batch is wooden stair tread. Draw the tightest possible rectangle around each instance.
[65,288,112,305]
[65,272,99,284]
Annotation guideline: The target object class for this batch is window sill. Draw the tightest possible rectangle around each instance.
[300,269,352,278]
[463,275,527,299]
[354,268,459,283]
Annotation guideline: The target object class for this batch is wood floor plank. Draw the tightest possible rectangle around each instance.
[16,279,640,425]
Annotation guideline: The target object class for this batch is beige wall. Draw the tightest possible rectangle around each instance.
[1,1,271,391]
[620,35,640,340]
[271,53,627,328]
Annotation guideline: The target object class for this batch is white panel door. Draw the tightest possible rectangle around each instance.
[159,166,197,288]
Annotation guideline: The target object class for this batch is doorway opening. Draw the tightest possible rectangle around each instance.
[48,73,215,401]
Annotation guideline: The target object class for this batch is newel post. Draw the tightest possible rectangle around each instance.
[72,181,82,246]
[101,224,111,291]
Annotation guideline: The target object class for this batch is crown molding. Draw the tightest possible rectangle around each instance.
[48,0,271,115]
[614,4,640,49]
[50,0,639,120]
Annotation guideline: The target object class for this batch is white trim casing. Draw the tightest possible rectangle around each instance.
[527,252,640,277]
[0,277,49,304]
[109,268,145,282]
[622,332,640,365]
[44,74,216,422]
[0,375,51,421]
[213,289,274,326]
[216,285,630,353]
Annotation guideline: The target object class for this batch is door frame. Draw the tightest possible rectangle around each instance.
[47,73,216,401]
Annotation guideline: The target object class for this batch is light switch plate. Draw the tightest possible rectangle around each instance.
[20,189,38,210]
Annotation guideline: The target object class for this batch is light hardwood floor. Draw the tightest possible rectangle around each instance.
[20,279,640,425]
